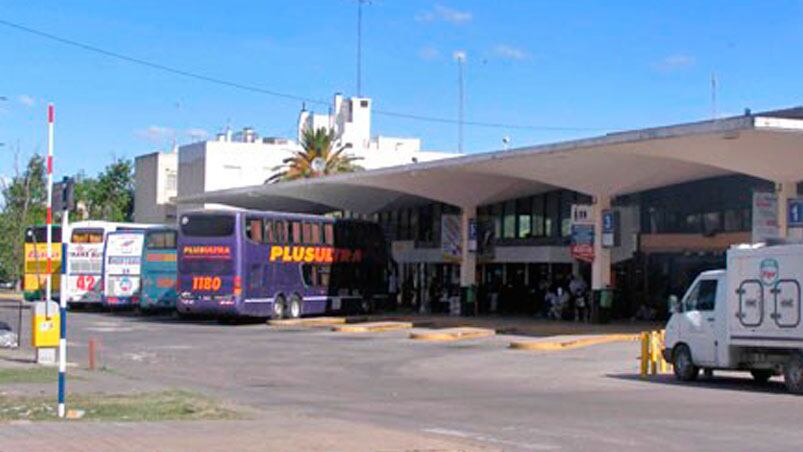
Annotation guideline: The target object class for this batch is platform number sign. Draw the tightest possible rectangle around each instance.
[788,198,803,228]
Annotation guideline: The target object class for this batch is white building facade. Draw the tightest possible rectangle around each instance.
[177,131,298,213]
[298,93,455,167]
[133,150,178,224]
[135,93,456,221]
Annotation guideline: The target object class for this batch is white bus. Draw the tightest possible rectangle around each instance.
[102,230,146,308]
[65,221,160,307]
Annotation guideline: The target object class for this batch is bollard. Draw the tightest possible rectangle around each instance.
[640,331,650,377]
[88,338,96,371]
[659,330,669,374]
[649,331,658,375]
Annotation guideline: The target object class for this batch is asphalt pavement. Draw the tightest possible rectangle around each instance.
[3,309,803,451]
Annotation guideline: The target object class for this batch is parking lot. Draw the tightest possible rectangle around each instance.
[3,307,803,451]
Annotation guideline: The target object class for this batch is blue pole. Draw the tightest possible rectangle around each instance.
[58,240,67,418]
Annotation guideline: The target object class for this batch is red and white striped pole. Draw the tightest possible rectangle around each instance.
[46,103,68,419]
[45,104,53,308]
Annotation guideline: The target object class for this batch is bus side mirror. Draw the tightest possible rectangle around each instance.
[668,295,681,313]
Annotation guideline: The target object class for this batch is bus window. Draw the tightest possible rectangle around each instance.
[276,221,288,243]
[146,231,177,249]
[180,214,235,237]
[291,222,302,244]
[302,223,312,244]
[324,224,334,245]
[70,229,103,244]
[302,264,317,287]
[264,221,275,243]
[319,265,331,287]
[311,223,322,244]
[246,217,263,243]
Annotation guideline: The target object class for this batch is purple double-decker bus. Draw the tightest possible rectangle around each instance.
[176,208,389,319]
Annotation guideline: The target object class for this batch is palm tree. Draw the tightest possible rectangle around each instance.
[268,128,363,183]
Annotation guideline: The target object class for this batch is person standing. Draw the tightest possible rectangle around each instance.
[569,274,588,322]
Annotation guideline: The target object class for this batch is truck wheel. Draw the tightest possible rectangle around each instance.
[272,296,285,320]
[673,344,699,381]
[783,356,803,394]
[286,295,302,319]
[751,369,773,384]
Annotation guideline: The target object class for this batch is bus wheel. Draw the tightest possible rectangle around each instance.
[287,295,302,319]
[272,296,285,320]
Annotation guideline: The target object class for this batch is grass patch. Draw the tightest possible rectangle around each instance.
[0,390,241,422]
[0,367,57,384]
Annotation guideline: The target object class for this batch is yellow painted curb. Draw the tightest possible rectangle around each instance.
[509,334,640,351]
[409,327,496,342]
[268,317,347,327]
[332,321,414,333]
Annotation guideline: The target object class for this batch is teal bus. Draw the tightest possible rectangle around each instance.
[141,228,178,312]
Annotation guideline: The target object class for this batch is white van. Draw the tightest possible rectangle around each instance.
[664,243,803,394]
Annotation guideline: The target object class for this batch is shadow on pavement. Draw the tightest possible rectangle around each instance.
[608,372,791,396]
[68,308,268,327]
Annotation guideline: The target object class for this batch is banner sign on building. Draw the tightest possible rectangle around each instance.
[570,204,595,263]
[468,218,478,252]
[601,209,620,248]
[752,191,779,243]
[788,198,803,228]
[440,214,462,263]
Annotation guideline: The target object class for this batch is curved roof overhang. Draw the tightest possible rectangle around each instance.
[178,113,803,214]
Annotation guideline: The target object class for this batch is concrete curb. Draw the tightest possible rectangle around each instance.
[509,334,640,351]
[409,327,496,342]
[331,321,413,333]
[268,317,347,327]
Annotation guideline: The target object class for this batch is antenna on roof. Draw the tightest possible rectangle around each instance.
[711,72,718,120]
[355,0,372,97]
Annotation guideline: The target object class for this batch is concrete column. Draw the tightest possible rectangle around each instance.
[592,196,611,290]
[460,206,477,287]
[777,181,797,240]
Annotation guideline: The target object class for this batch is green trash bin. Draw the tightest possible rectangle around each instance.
[460,285,476,317]
[597,288,614,323]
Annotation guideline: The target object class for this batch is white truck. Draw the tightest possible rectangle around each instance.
[664,243,803,394]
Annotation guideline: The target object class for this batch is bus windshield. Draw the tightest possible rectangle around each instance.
[71,229,104,244]
[146,230,177,249]
[25,226,62,243]
[180,214,235,237]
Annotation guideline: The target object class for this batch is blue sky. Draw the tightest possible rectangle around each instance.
[0,1,802,178]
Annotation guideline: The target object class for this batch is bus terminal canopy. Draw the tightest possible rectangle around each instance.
[178,109,803,214]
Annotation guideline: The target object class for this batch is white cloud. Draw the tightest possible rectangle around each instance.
[17,94,36,107]
[185,128,210,141]
[654,54,695,71]
[453,50,467,62]
[416,4,472,24]
[419,46,440,61]
[136,125,175,144]
[492,44,529,61]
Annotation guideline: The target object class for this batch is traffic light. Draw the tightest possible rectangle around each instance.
[52,177,75,212]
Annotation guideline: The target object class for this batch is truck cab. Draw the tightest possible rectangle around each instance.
[665,270,727,372]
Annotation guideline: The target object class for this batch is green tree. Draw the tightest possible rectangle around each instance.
[268,127,363,183]
[79,158,135,221]
[0,153,47,281]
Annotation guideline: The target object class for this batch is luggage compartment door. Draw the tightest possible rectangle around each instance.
[772,279,801,328]
[736,280,764,328]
